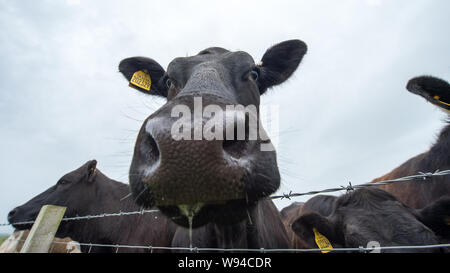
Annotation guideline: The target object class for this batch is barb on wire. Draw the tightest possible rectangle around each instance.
[342,182,354,193]
[281,191,292,200]
[270,169,450,200]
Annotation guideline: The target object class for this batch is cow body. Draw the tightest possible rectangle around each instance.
[291,188,450,252]
[371,76,450,209]
[8,160,178,253]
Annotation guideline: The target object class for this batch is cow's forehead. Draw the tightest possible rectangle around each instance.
[167,48,255,73]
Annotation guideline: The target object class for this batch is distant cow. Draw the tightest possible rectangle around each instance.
[372,76,450,209]
[8,160,178,253]
[0,230,81,253]
[118,40,308,249]
[291,187,450,252]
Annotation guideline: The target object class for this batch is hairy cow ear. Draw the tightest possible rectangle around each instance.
[291,212,337,250]
[257,39,307,94]
[406,76,450,113]
[119,57,168,98]
[417,196,450,241]
[86,160,98,183]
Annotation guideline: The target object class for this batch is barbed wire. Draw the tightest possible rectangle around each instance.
[0,209,159,227]
[2,169,450,253]
[270,169,450,200]
[12,239,450,253]
[2,169,449,227]
[78,242,450,253]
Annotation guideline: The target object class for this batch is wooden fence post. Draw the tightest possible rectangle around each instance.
[20,205,67,253]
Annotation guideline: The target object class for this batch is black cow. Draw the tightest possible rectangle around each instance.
[118,40,308,249]
[7,160,178,253]
[299,195,337,217]
[291,187,450,253]
[280,196,337,249]
[372,76,450,209]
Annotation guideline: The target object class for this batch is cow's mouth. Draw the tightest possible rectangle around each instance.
[157,199,253,228]
[8,209,36,230]
[130,165,277,228]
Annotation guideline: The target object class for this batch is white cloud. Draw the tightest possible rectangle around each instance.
[66,0,81,6]
[366,0,383,7]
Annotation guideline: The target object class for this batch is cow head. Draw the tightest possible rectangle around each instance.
[119,40,307,227]
[292,188,448,252]
[8,160,98,230]
[407,75,450,114]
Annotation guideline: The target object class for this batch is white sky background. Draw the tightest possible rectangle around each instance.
[1,0,449,234]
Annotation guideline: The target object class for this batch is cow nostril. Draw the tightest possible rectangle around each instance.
[141,132,160,163]
[223,120,250,159]
[8,209,17,221]
[222,138,248,158]
[222,112,254,158]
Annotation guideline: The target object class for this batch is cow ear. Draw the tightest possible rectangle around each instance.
[86,160,98,183]
[291,212,338,249]
[417,196,450,241]
[257,39,307,95]
[406,76,450,113]
[119,57,168,98]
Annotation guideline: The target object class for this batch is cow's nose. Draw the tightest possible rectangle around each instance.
[138,109,250,206]
[8,208,18,222]
[144,108,253,167]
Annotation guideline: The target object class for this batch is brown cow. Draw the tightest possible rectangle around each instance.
[372,76,450,209]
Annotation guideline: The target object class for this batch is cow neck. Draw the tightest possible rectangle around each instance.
[210,204,261,249]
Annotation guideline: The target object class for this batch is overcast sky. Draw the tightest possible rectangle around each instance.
[1,0,449,234]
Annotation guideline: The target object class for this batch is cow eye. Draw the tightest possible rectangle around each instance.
[165,78,173,89]
[58,180,70,186]
[249,68,259,81]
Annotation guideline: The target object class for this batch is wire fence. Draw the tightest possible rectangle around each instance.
[0,209,160,227]
[2,169,450,253]
[270,169,450,200]
[13,239,450,253]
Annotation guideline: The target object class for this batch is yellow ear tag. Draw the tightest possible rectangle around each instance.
[129,70,151,91]
[434,96,450,107]
[313,227,333,253]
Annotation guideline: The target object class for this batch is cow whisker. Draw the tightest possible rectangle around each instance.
[134,184,149,201]
[255,172,271,181]
[120,193,133,202]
